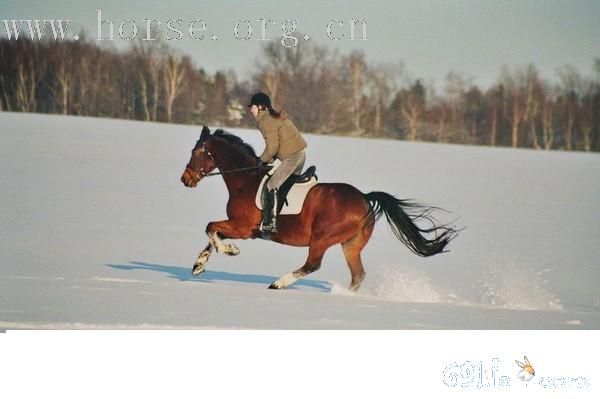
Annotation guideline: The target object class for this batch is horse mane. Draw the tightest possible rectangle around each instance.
[212,129,258,159]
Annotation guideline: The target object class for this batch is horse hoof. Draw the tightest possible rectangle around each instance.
[268,282,283,289]
[192,265,205,276]
[225,244,240,256]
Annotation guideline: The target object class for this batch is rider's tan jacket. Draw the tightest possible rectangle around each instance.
[256,110,307,163]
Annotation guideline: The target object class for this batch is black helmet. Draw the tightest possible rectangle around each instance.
[248,92,271,108]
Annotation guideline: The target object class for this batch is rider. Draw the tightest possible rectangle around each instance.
[248,92,307,235]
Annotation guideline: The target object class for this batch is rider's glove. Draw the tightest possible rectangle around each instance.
[257,158,269,169]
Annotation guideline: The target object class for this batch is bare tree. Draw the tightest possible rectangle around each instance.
[540,99,556,150]
[445,71,471,131]
[0,41,7,111]
[15,63,36,112]
[133,38,164,121]
[557,65,583,151]
[261,69,281,105]
[13,41,45,112]
[348,51,367,133]
[511,92,526,148]
[499,66,528,148]
[592,59,600,151]
[523,65,545,149]
[462,86,486,144]
[486,84,504,146]
[74,37,114,117]
[400,80,426,141]
[580,78,597,152]
[0,73,5,111]
[432,98,449,142]
[367,64,398,134]
[207,71,227,124]
[47,42,75,114]
[162,54,187,123]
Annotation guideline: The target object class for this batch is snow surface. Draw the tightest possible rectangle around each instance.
[1,112,599,329]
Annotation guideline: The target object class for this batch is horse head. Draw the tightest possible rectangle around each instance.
[181,126,217,187]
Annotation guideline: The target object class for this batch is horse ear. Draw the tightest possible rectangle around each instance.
[200,125,210,142]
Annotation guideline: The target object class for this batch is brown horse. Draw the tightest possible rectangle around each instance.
[181,126,458,291]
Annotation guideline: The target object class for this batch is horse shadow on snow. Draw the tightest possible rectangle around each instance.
[105,261,332,292]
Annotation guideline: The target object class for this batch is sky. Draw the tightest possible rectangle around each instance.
[1,0,599,89]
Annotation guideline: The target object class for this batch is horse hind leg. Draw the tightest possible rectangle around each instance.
[269,230,369,291]
[342,227,372,292]
[268,245,326,290]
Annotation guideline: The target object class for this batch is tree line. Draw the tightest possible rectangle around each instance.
[1,35,599,152]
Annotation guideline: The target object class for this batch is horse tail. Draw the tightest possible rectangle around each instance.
[363,191,458,257]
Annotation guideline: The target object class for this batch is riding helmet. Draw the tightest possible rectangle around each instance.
[248,92,271,108]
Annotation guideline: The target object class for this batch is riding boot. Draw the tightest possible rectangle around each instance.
[270,189,279,233]
[261,188,279,235]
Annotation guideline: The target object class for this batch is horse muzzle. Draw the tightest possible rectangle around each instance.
[181,168,201,188]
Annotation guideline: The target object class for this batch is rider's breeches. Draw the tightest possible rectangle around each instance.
[266,150,306,191]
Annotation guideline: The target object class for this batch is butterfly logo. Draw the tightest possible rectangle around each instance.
[515,355,535,382]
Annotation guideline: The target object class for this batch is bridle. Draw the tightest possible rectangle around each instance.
[186,143,266,180]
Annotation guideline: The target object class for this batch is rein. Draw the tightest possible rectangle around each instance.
[188,144,269,179]
[203,165,263,177]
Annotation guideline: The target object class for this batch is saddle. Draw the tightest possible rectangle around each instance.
[256,166,318,215]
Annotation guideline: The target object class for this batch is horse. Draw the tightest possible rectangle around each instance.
[180,126,458,292]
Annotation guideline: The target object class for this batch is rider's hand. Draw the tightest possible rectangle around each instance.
[257,158,269,169]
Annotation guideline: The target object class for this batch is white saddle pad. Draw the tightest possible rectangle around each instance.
[255,168,318,215]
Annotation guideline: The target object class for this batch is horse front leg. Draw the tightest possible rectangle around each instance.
[208,230,241,256]
[193,241,214,275]
[192,219,251,275]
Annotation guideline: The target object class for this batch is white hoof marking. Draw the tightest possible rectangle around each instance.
[224,244,240,256]
[209,232,227,254]
[208,232,239,256]
[271,272,298,289]
[196,250,211,267]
